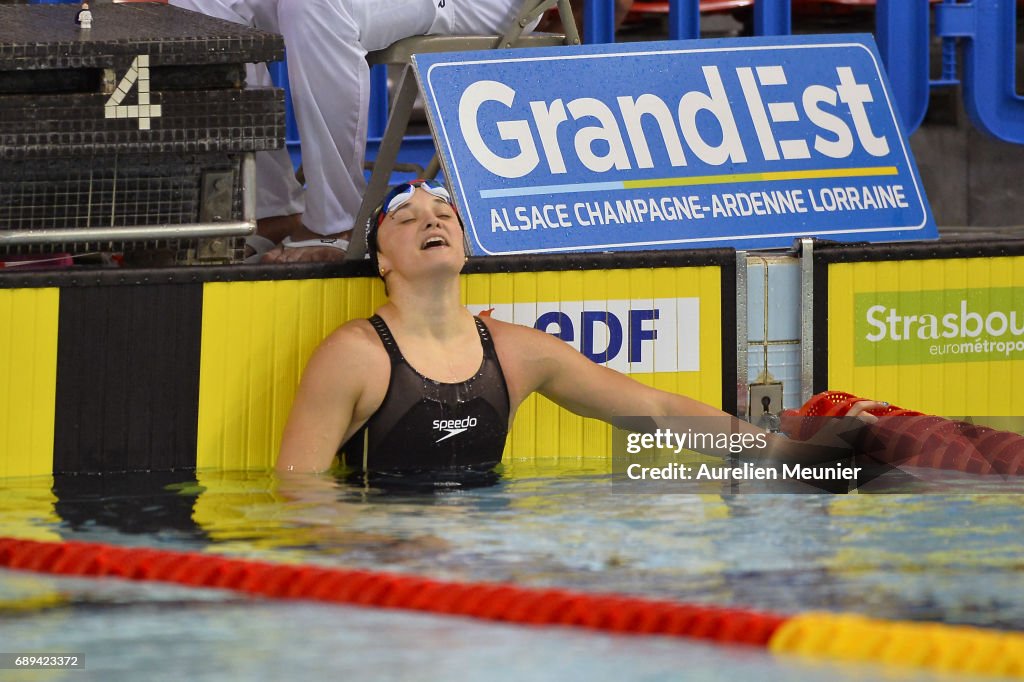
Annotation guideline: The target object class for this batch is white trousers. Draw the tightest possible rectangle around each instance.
[170,0,525,233]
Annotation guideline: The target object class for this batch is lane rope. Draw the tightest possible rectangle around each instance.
[782,391,1024,475]
[0,537,781,644]
[2,537,1024,677]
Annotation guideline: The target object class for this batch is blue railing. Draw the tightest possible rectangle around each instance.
[588,0,1022,141]
[935,0,1024,143]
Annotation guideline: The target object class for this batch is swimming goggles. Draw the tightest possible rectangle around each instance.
[375,179,454,226]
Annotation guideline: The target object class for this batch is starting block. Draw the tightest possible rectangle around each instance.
[0,2,284,264]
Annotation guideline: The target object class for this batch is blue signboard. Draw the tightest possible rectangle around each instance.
[413,35,937,255]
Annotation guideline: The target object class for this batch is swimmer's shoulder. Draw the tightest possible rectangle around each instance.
[476,314,518,343]
[308,318,389,379]
[479,314,567,350]
[322,317,382,349]
[478,314,576,370]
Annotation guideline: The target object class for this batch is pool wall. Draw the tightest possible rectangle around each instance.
[0,249,736,476]
[3,238,1021,478]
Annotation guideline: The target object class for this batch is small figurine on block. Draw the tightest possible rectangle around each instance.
[76,3,93,30]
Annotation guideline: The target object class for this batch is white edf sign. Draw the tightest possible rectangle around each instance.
[415,34,936,255]
[471,298,700,374]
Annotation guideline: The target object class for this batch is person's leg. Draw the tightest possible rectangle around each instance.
[170,0,305,259]
[263,0,437,263]
[446,0,527,36]
[247,63,306,224]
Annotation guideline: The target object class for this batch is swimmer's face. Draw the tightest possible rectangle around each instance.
[375,186,465,279]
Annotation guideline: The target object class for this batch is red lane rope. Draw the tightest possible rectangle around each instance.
[0,537,785,645]
[782,392,1024,475]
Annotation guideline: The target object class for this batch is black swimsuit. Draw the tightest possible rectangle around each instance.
[340,315,511,473]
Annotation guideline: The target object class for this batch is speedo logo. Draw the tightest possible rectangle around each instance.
[433,416,478,443]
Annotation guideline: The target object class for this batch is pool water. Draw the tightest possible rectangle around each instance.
[0,468,1021,681]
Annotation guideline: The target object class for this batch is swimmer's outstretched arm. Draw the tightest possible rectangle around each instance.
[484,317,882,463]
[485,316,739,421]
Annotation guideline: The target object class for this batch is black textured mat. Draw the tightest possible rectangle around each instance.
[0,3,283,70]
[0,151,245,230]
[0,87,284,158]
[0,4,284,158]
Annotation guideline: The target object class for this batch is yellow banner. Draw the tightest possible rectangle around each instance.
[198,265,725,472]
[0,289,59,478]
[828,255,1024,415]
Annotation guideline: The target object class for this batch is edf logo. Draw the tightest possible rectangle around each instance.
[534,309,659,363]
[476,298,700,373]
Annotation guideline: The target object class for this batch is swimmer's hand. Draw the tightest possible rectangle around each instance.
[771,400,887,465]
